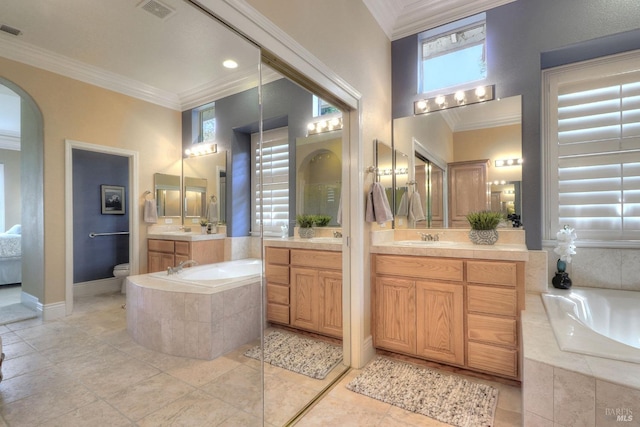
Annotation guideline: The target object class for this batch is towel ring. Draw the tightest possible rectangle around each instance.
[143,190,153,200]
[210,195,217,202]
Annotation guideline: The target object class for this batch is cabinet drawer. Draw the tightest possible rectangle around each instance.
[267,283,289,305]
[375,255,463,282]
[468,341,518,378]
[148,239,174,253]
[467,261,518,287]
[467,285,517,317]
[266,264,289,285]
[266,247,289,265]
[267,303,289,324]
[290,249,341,270]
[467,314,517,347]
[174,241,190,256]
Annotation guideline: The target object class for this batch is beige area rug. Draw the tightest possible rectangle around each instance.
[0,303,38,325]
[244,330,343,380]
[347,357,499,427]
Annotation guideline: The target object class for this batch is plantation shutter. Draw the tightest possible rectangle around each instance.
[546,53,640,241]
[252,127,289,235]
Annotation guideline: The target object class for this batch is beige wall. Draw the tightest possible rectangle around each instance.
[0,148,21,230]
[0,56,182,304]
[453,124,522,183]
[245,0,392,341]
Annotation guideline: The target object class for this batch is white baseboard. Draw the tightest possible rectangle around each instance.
[74,278,121,297]
[42,301,66,321]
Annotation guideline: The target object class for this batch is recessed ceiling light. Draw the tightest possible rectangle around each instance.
[223,59,238,69]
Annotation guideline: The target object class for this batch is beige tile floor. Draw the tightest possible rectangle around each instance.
[0,292,522,426]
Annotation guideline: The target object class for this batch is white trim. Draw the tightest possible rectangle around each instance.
[0,132,20,151]
[65,140,139,316]
[73,278,122,297]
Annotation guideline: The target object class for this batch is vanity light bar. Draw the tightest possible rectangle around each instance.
[413,85,495,115]
[185,143,217,157]
[307,116,343,135]
[495,158,523,167]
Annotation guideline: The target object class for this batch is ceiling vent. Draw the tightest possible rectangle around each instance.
[138,0,176,21]
[0,24,22,36]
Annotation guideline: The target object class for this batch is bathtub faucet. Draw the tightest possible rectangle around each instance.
[418,232,439,241]
[167,259,199,275]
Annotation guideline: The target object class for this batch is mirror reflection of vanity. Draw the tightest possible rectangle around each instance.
[296,130,342,226]
[392,95,523,228]
[154,173,181,219]
[181,151,226,226]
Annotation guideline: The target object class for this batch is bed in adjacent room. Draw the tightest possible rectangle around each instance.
[0,224,21,285]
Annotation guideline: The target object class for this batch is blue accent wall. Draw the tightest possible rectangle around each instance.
[392,0,640,249]
[183,78,312,237]
[72,149,129,282]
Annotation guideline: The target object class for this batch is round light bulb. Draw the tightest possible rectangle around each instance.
[223,59,238,69]
[435,95,445,106]
[416,100,427,111]
[475,86,486,98]
[307,123,315,131]
[454,91,465,102]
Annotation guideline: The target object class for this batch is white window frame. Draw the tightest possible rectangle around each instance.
[418,13,486,95]
[251,127,289,236]
[543,50,640,247]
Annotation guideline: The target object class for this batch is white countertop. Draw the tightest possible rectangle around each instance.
[370,240,529,261]
[263,237,343,251]
[147,231,226,242]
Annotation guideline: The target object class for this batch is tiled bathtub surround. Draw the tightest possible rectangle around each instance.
[522,293,640,427]
[126,278,261,360]
[544,246,640,291]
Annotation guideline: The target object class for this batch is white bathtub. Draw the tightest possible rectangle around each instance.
[542,287,640,363]
[150,258,262,291]
[126,258,263,360]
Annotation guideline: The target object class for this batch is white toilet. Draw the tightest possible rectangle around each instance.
[113,263,130,294]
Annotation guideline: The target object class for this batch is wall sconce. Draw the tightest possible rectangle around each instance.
[414,85,495,115]
[307,115,343,135]
[185,143,217,157]
[495,158,523,167]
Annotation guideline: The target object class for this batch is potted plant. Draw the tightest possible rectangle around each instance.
[296,214,316,238]
[314,215,332,227]
[466,210,504,245]
[199,218,208,234]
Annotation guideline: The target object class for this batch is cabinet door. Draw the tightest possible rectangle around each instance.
[319,270,342,338]
[148,252,174,273]
[374,276,416,354]
[416,281,464,365]
[290,267,319,332]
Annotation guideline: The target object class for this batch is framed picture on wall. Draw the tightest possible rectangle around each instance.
[101,185,125,214]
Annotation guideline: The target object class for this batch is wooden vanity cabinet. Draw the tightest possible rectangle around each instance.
[372,254,524,380]
[265,247,291,325]
[147,238,224,273]
[373,255,465,366]
[266,246,342,339]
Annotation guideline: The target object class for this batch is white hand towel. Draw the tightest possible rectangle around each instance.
[144,199,158,224]
[396,191,409,216]
[366,182,394,225]
[207,202,218,223]
[337,193,343,225]
[408,191,426,226]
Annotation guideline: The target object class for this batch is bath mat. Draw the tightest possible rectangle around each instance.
[0,303,38,325]
[244,330,343,380]
[347,357,499,427]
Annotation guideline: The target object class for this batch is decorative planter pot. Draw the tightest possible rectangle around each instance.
[298,227,315,239]
[201,226,207,235]
[552,272,572,289]
[469,229,499,245]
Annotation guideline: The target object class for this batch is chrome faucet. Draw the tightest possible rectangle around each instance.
[333,231,343,238]
[418,232,439,241]
[167,259,198,275]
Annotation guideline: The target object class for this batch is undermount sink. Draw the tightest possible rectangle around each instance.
[393,240,455,246]
[308,237,343,243]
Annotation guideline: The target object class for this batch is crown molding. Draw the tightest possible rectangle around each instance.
[362,0,404,40]
[453,112,521,132]
[0,37,182,110]
[392,0,516,40]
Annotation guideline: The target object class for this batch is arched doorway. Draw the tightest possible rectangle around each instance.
[0,78,45,318]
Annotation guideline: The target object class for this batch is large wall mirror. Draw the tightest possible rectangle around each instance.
[393,95,522,228]
[182,151,226,226]
[154,173,181,219]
